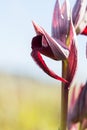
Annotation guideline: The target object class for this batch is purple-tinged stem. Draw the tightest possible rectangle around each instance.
[60,60,69,130]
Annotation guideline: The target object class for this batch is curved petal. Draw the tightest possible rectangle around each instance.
[42,29,69,60]
[64,20,78,88]
[31,50,68,83]
[67,40,77,86]
[31,35,56,60]
[32,21,69,60]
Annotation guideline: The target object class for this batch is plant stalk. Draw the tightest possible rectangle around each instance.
[60,60,69,130]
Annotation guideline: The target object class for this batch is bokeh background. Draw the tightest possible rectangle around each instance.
[0,0,87,129]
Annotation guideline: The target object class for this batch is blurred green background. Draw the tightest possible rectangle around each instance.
[0,73,61,130]
[0,0,87,129]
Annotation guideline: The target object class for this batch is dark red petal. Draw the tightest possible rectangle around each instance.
[81,26,87,35]
[31,35,42,49]
[31,35,58,60]
[32,21,69,60]
[31,50,68,83]
[32,34,69,61]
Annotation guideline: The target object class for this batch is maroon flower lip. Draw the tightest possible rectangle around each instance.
[31,21,71,83]
[31,22,69,83]
[32,21,69,60]
[31,35,57,60]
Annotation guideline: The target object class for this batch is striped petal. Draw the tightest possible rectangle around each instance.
[72,0,87,35]
[78,6,87,35]
[32,21,69,60]
[52,0,71,42]
[51,0,61,39]
[31,21,69,83]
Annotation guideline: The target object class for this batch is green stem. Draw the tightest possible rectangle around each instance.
[60,60,69,130]
[79,122,82,130]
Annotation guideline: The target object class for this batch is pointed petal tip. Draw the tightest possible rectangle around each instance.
[32,21,37,27]
[32,21,39,31]
[65,0,71,20]
[32,21,43,34]
[55,0,60,6]
[32,20,34,25]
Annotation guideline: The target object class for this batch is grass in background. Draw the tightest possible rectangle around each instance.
[0,73,61,130]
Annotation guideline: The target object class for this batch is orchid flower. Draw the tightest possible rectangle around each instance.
[31,21,69,83]
[72,0,87,35]
[31,0,77,85]
[67,82,87,130]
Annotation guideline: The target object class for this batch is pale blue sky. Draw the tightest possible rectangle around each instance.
[0,0,87,84]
